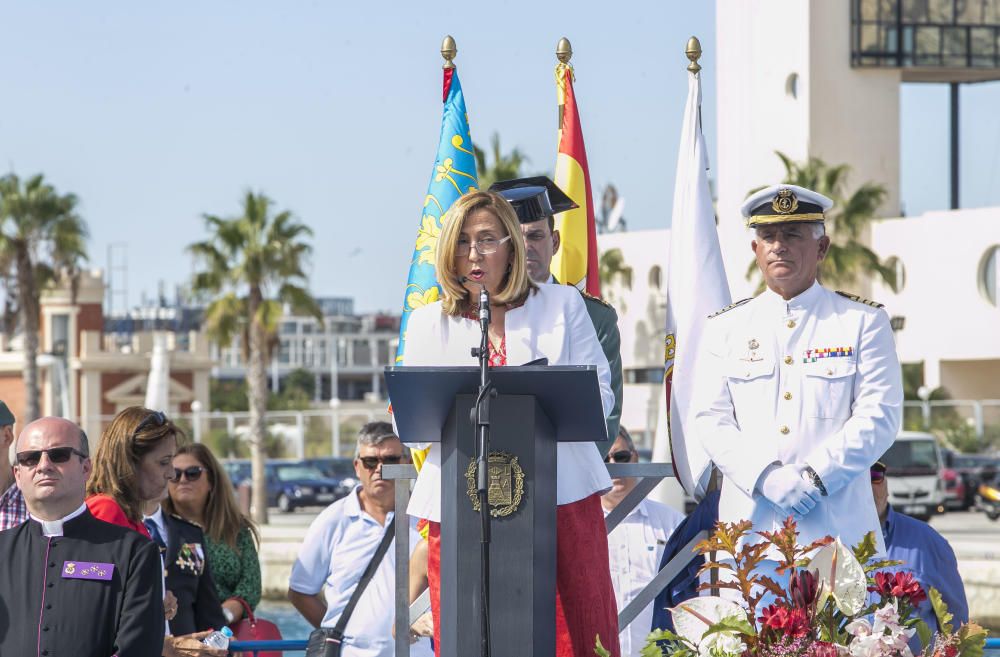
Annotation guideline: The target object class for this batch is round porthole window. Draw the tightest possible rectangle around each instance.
[885,256,906,293]
[978,245,1000,307]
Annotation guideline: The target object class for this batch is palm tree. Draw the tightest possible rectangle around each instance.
[0,174,88,421]
[188,191,322,524]
[473,132,529,190]
[745,152,896,291]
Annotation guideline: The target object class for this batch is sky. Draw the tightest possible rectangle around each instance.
[1,2,999,313]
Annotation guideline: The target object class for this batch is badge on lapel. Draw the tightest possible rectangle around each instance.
[63,561,114,581]
[175,543,205,575]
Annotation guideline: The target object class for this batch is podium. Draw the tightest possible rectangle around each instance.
[385,365,608,657]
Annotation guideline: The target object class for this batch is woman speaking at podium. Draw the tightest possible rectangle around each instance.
[401,190,620,657]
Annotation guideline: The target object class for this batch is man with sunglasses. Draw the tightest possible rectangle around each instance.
[0,416,164,657]
[0,400,28,530]
[870,461,968,643]
[601,428,684,657]
[288,422,432,657]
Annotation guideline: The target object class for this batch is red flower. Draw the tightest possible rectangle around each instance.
[789,569,819,609]
[869,571,927,606]
[759,604,811,639]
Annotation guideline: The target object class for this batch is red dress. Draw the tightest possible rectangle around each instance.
[86,494,151,539]
[425,323,620,657]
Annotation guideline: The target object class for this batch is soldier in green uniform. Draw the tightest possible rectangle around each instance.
[490,176,623,442]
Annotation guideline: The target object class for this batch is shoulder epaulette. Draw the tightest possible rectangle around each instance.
[169,513,205,530]
[836,290,884,309]
[579,288,614,310]
[707,298,751,318]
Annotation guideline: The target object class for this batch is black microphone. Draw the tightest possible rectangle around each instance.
[478,284,489,325]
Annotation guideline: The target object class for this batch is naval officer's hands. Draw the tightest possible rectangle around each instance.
[759,464,821,518]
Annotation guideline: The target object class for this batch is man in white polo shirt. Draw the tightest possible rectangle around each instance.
[288,422,431,657]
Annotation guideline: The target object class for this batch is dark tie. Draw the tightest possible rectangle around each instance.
[144,519,167,550]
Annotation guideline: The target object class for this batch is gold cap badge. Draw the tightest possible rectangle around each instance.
[771,189,799,215]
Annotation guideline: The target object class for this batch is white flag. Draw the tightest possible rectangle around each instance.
[654,68,732,501]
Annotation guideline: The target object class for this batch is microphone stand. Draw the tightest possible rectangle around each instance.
[470,283,494,657]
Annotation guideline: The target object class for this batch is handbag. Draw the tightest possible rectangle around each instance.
[306,518,396,657]
[228,596,283,657]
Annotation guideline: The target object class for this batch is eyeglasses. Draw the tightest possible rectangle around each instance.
[170,466,206,482]
[870,469,886,483]
[15,446,89,468]
[604,450,633,464]
[455,235,512,256]
[358,455,403,470]
[134,411,168,439]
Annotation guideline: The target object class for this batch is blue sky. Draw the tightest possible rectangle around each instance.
[1,2,998,313]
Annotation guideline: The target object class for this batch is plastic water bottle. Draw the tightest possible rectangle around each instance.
[202,626,234,649]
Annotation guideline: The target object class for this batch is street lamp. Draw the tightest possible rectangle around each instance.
[917,385,931,430]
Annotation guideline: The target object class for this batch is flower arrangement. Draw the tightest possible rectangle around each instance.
[596,518,987,657]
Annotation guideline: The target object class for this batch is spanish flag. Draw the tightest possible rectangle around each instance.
[551,41,600,296]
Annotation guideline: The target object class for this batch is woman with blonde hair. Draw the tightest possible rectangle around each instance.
[401,190,620,657]
[165,443,262,625]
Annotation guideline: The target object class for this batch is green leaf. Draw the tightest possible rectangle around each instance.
[956,622,988,657]
[928,587,954,635]
[646,629,685,644]
[852,531,878,565]
[594,633,611,657]
[914,619,933,650]
[701,614,756,639]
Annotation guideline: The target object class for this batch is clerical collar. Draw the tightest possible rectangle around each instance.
[32,502,88,537]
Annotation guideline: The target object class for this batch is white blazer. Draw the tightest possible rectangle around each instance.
[400,283,614,522]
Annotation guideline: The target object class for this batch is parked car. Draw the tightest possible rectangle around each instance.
[265,461,350,512]
[303,457,359,492]
[942,450,996,511]
[881,431,946,521]
[221,459,251,489]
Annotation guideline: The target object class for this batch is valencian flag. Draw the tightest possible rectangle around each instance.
[657,41,731,501]
[551,41,600,295]
[395,48,478,364]
[394,40,478,483]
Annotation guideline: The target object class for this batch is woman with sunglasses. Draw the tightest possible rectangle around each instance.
[400,191,619,657]
[164,443,262,626]
[86,407,227,657]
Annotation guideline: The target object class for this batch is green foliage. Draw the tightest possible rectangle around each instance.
[594,634,611,657]
[702,615,756,639]
[745,152,894,291]
[599,248,633,289]
[473,133,529,190]
[211,379,250,412]
[956,622,989,657]
[929,586,954,635]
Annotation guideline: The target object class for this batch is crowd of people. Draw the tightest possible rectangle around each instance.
[0,178,973,657]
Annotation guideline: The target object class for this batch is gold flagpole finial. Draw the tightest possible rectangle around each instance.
[441,35,457,70]
[556,37,573,64]
[686,36,702,73]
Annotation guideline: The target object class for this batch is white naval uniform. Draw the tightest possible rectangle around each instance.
[400,283,614,523]
[692,281,902,553]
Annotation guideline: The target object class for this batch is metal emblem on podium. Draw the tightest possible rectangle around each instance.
[466,451,525,518]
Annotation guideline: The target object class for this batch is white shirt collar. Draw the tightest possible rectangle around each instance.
[33,502,88,537]
[761,280,823,313]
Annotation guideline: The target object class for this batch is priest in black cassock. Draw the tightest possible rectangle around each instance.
[0,416,165,657]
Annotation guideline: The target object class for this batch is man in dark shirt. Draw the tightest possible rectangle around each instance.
[0,416,164,657]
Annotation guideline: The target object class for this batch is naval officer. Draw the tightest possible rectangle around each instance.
[0,416,165,657]
[490,175,623,442]
[692,184,902,554]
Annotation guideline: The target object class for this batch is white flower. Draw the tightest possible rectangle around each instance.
[697,631,747,657]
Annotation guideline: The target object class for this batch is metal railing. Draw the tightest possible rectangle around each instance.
[381,461,695,657]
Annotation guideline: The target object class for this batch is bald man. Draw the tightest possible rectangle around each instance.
[0,417,165,657]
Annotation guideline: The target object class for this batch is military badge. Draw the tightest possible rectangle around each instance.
[740,338,763,362]
[772,188,799,214]
[63,561,114,581]
[176,543,205,575]
[465,451,525,518]
[803,347,854,363]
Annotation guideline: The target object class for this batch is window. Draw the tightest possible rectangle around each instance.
[885,256,906,292]
[648,265,662,290]
[624,367,665,384]
[978,244,1000,306]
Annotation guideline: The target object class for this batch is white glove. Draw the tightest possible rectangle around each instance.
[759,464,821,518]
